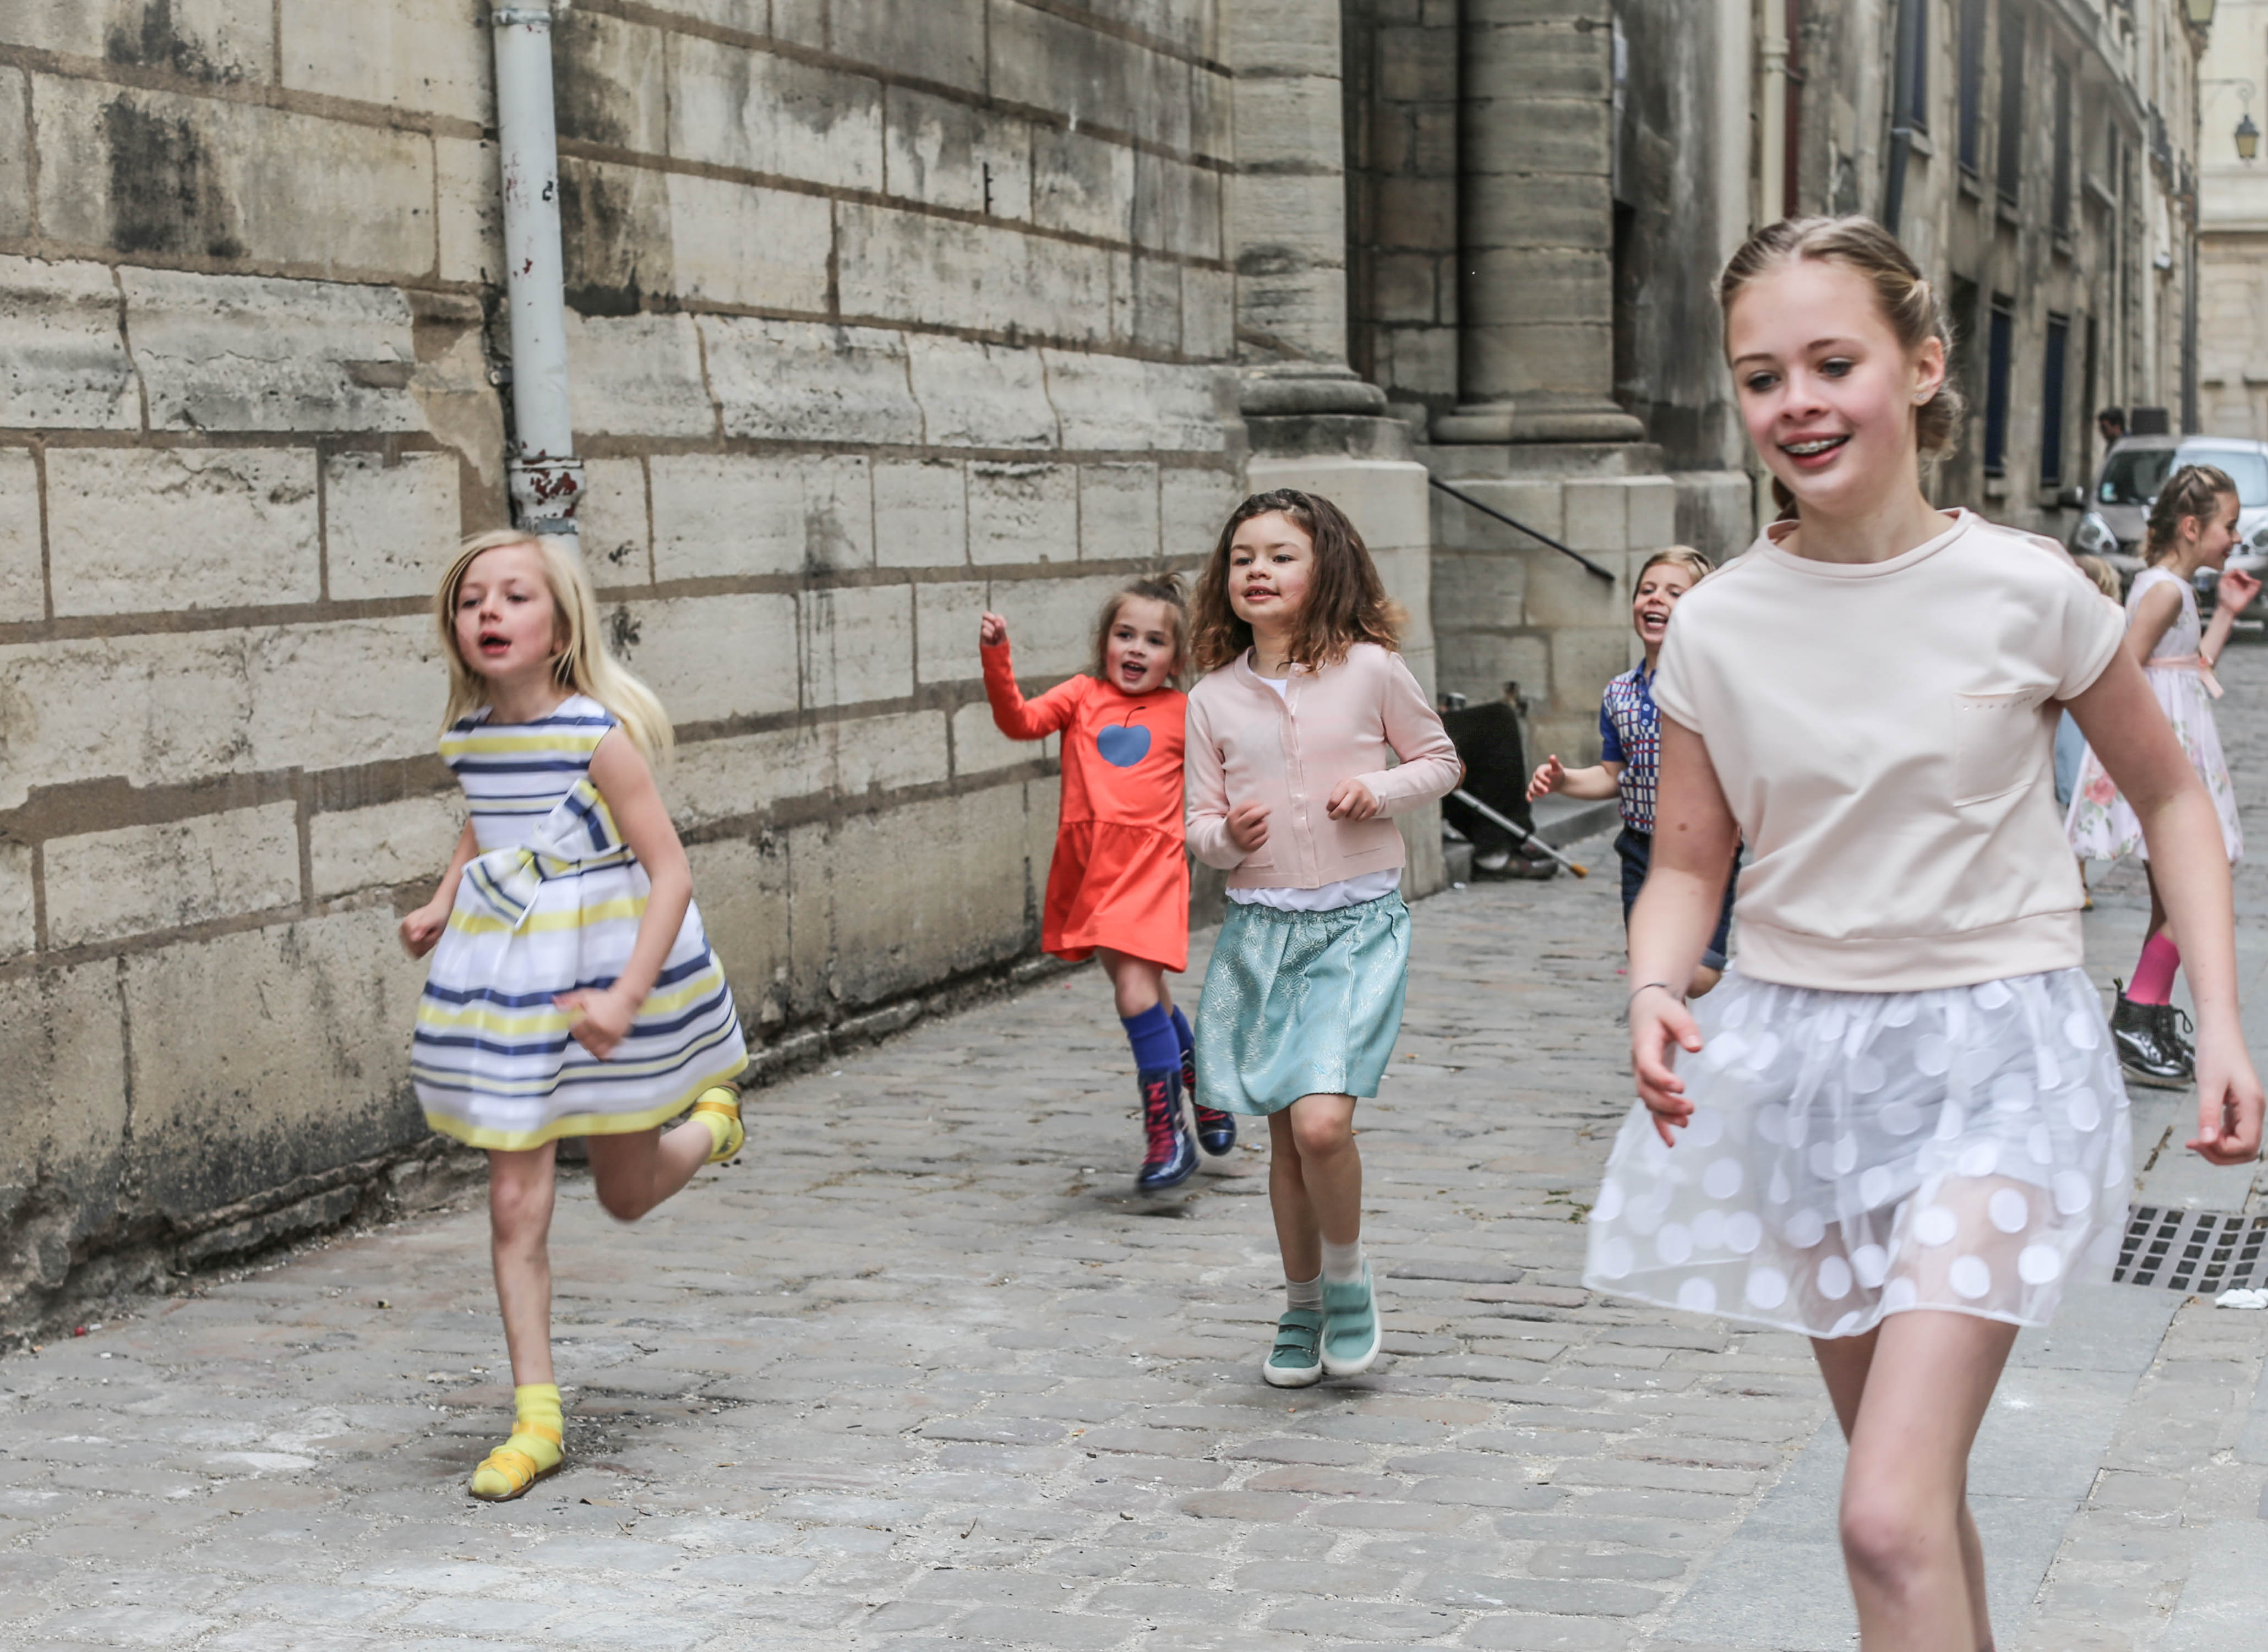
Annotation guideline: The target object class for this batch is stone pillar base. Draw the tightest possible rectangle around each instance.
[1431,399,1648,445]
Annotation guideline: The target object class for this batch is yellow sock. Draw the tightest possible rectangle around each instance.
[689,1088,743,1163]
[469,1382,564,1501]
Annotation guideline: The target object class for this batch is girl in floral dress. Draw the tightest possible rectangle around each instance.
[2066,465,2261,1087]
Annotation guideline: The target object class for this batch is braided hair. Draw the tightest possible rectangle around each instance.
[2142,464,2238,566]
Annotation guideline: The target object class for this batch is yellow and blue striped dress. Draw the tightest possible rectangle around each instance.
[413,695,747,1150]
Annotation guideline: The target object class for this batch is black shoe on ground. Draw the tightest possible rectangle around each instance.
[1134,1068,1197,1192]
[2156,1002,2196,1079]
[2111,983,2189,1089]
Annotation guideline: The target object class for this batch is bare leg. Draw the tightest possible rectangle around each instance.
[1816,1311,2015,1650]
[1266,1095,1364,1278]
[1266,1110,1319,1280]
[1097,948,1169,1020]
[1813,1329,1991,1648]
[488,1146,559,1387]
[585,1119,715,1224]
[2144,862,2172,946]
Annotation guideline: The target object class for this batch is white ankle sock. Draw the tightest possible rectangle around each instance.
[1320,1238,1364,1284]
[1285,1273,1323,1312]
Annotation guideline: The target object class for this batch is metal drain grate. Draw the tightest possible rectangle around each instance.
[2113,1204,2268,1293]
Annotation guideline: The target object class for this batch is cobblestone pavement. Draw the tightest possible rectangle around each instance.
[4,658,2268,1652]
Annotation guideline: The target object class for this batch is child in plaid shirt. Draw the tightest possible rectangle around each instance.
[1529,547,1738,995]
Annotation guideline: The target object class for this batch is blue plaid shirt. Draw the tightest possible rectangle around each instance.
[1598,664,1659,834]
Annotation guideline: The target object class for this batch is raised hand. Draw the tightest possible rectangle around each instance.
[2217,568,2262,616]
[979,612,1008,646]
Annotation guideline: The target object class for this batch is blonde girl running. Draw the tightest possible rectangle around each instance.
[402,529,748,1501]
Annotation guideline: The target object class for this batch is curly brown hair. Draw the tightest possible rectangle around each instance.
[1089,573,1190,689]
[2142,464,2238,567]
[1189,489,1403,674]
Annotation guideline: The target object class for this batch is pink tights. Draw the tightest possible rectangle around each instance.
[2129,931,2180,1005]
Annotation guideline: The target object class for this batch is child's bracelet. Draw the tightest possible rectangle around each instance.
[1629,981,1682,1007]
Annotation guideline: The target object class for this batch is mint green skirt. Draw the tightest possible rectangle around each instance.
[1193,892,1411,1115]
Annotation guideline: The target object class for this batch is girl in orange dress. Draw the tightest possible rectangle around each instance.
[980,574,1230,1191]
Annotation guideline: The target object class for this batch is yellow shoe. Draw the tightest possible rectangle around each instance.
[691,1088,744,1164]
[469,1384,563,1502]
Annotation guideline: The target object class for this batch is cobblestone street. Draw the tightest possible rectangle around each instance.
[4,655,2268,1651]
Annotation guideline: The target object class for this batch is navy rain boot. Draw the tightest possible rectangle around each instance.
[1135,1069,1197,1192]
[1184,1040,1236,1156]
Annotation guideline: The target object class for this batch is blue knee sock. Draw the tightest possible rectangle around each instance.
[1122,1004,1179,1073]
[1169,1005,1195,1062]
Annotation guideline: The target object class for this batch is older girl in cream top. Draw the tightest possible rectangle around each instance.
[1184,488,1460,1392]
[1589,217,2261,1650]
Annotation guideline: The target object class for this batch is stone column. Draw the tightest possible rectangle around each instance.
[1432,0,1646,444]
[1220,0,1388,427]
[1222,0,1442,892]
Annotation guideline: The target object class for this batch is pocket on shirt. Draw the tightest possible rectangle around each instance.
[1950,690,2046,806]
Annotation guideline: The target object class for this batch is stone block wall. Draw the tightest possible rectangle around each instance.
[1425,462,1680,765]
[0,0,1252,1328]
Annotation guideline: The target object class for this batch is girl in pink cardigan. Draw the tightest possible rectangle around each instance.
[1185,489,1462,1388]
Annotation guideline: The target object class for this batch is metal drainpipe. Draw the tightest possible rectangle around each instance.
[1759,0,1790,225]
[490,3,582,538]
[1882,0,1921,236]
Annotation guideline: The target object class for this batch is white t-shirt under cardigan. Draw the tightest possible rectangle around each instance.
[1650,509,2125,993]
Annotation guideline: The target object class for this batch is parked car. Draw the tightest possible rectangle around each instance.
[2070,436,2268,607]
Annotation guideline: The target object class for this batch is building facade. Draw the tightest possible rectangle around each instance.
[2199,0,2268,438]
[1774,0,2209,527]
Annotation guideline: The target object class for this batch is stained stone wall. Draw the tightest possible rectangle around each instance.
[0,1,1258,1328]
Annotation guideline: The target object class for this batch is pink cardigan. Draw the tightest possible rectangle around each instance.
[1185,643,1463,890]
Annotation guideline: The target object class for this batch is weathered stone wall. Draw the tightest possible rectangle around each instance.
[0,0,1259,1328]
[1341,0,1458,429]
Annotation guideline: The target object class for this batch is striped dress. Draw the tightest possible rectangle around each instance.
[413,694,747,1151]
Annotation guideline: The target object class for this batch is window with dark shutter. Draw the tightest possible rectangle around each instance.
[1997,6,2025,208]
[2051,59,2073,235]
[2041,314,2068,486]
[1984,297,2015,477]
[1958,0,1987,173]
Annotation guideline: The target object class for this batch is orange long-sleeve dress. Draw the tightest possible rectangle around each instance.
[982,639,1190,972]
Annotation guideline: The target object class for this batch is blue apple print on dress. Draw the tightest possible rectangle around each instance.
[1097,710,1152,768]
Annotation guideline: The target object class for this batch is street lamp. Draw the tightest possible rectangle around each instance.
[2205,79,2260,161]
[2184,0,2215,27]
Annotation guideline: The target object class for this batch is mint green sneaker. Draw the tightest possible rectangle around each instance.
[1321,1264,1381,1377]
[1262,1308,1324,1388]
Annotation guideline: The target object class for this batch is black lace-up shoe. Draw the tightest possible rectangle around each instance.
[2156,1002,2196,1080]
[2111,982,2189,1089]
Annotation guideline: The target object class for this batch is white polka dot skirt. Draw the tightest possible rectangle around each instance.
[1584,968,2131,1337]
